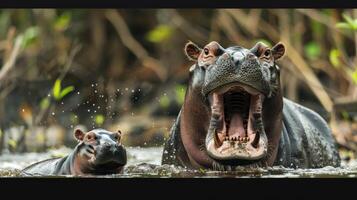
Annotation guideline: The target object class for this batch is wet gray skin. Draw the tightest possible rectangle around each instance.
[21,129,127,176]
[162,41,341,170]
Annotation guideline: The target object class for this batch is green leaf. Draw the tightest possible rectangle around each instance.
[336,22,352,30]
[7,139,17,149]
[329,49,341,68]
[53,79,62,100]
[95,114,105,126]
[21,26,39,48]
[311,20,323,37]
[199,168,206,173]
[175,84,186,105]
[342,13,355,27]
[40,97,50,110]
[336,14,357,31]
[36,132,45,143]
[304,41,321,60]
[341,110,349,121]
[351,69,357,85]
[54,12,71,31]
[59,86,75,99]
[146,25,173,43]
[70,113,79,124]
[159,95,170,109]
[255,39,272,47]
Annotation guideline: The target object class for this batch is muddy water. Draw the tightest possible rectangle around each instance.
[1,146,357,178]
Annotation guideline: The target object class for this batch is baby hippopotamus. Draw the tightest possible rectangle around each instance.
[21,128,127,176]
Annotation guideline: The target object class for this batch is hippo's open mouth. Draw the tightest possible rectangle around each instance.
[205,82,268,161]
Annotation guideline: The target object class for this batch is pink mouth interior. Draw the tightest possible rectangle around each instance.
[206,83,267,160]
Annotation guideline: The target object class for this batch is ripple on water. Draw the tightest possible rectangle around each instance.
[1,146,357,177]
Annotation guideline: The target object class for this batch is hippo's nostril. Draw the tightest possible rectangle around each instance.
[111,146,117,153]
[103,142,111,148]
[88,144,94,150]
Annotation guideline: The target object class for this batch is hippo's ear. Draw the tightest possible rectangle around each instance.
[74,129,85,141]
[184,41,202,61]
[250,42,269,57]
[272,42,285,60]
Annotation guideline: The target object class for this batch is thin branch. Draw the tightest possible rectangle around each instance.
[296,9,354,40]
[58,44,82,81]
[225,9,259,38]
[0,35,23,83]
[281,59,344,97]
[216,10,243,45]
[168,9,208,43]
[354,9,357,62]
[104,9,167,81]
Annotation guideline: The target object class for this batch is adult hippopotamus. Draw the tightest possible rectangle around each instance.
[162,41,340,170]
[22,128,127,176]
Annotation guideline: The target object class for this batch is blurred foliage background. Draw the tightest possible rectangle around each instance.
[0,9,356,158]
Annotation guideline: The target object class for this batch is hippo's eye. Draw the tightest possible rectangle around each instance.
[113,135,120,142]
[264,49,271,57]
[87,134,97,140]
[204,48,209,55]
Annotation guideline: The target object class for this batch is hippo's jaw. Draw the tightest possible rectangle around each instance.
[205,82,268,161]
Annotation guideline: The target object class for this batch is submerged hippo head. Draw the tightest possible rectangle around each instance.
[178,41,285,168]
[74,128,127,175]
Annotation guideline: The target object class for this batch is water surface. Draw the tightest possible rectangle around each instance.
[1,146,356,178]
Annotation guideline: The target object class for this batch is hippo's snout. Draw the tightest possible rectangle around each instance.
[100,142,123,154]
[202,49,270,97]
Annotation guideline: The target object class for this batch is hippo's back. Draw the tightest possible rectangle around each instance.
[274,98,340,168]
[21,157,63,176]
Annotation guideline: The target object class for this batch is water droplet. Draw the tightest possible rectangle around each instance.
[91,84,95,87]
[77,92,80,95]
[131,89,135,93]
[164,93,167,96]
[87,109,90,113]
[22,109,25,112]
[116,89,120,92]
[94,90,97,93]
[138,88,141,92]
[51,112,55,116]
